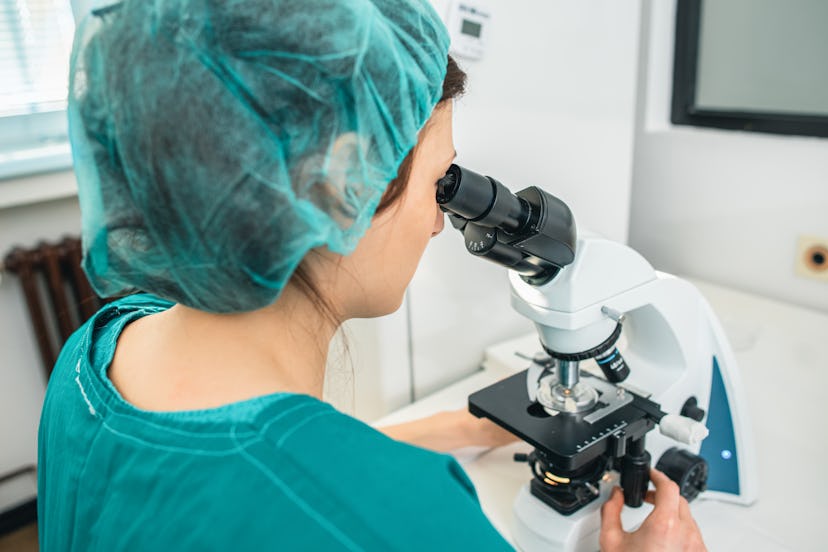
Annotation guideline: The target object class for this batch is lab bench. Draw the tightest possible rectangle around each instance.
[375,279,827,551]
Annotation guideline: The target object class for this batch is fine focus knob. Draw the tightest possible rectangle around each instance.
[655,447,709,502]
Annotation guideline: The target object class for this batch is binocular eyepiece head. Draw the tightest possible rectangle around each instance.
[436,164,577,286]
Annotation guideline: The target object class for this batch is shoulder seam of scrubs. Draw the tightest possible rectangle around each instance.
[256,399,328,435]
[75,300,331,443]
[75,355,267,453]
[98,420,262,456]
[95,393,319,443]
[232,429,367,552]
[81,359,331,454]
[274,409,338,447]
[78,356,264,446]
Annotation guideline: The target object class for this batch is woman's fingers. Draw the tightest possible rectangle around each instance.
[600,487,628,551]
[649,468,681,514]
[678,495,693,522]
[603,471,707,551]
[600,487,626,535]
[644,488,691,521]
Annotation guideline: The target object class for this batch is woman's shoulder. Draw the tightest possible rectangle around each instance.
[242,400,510,549]
[44,294,169,400]
[248,395,460,477]
[55,293,173,369]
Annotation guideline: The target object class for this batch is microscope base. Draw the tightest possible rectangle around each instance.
[513,474,650,552]
[513,483,607,552]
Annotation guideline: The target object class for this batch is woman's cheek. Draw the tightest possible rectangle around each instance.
[432,207,445,237]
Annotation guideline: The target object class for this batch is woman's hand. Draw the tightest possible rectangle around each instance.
[378,409,519,452]
[459,409,521,448]
[600,468,707,552]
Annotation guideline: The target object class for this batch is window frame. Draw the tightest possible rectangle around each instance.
[671,0,828,139]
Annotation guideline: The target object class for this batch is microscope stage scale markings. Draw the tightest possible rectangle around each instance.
[575,422,629,453]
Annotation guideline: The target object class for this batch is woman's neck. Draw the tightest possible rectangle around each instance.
[109,285,339,411]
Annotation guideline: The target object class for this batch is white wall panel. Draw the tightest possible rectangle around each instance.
[326,306,412,421]
[629,0,828,313]
[408,0,643,399]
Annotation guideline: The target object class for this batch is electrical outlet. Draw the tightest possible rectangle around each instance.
[795,235,828,282]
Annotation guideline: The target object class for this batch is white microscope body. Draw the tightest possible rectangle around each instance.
[434,163,757,552]
[507,233,758,552]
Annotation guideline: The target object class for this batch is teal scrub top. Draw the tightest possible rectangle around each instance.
[37,294,513,551]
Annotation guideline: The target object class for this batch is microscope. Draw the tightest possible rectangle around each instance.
[436,165,758,552]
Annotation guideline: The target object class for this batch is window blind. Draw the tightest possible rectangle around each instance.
[1,0,75,117]
[0,0,75,180]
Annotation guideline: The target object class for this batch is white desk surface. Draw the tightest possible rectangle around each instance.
[375,279,828,551]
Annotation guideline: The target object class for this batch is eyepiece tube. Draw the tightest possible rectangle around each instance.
[437,164,528,233]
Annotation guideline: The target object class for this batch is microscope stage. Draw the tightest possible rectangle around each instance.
[469,370,657,471]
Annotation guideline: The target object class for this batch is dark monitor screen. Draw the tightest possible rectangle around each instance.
[672,0,828,138]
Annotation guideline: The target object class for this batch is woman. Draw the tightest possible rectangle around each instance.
[39,0,705,550]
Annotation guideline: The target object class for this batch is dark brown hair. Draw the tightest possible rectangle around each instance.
[293,56,467,326]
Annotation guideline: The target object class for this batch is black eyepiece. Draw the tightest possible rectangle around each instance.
[436,165,461,204]
[436,164,526,233]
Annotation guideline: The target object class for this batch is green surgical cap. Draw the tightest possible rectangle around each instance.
[69,0,450,312]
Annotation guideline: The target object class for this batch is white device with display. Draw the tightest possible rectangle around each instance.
[445,0,491,60]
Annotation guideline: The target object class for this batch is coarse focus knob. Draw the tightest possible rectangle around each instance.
[655,448,709,502]
[619,437,650,508]
[620,444,651,508]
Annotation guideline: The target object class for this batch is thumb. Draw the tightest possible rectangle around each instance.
[601,487,625,535]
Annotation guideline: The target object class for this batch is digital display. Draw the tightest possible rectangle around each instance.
[461,19,482,38]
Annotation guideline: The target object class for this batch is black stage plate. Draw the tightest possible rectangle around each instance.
[469,370,656,471]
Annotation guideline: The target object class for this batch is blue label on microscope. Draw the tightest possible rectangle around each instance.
[699,357,740,495]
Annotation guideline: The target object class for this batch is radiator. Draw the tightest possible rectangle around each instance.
[3,237,106,378]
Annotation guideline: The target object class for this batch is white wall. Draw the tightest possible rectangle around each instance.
[325,308,412,420]
[629,0,828,313]
[0,175,80,511]
[406,0,643,399]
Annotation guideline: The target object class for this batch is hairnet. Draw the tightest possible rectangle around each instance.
[68,0,450,312]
